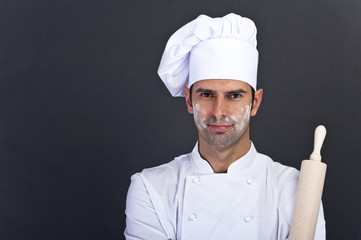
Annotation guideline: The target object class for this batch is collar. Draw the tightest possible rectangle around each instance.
[190,141,258,174]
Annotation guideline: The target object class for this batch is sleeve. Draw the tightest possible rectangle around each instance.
[314,202,326,240]
[284,203,326,240]
[276,167,326,240]
[124,173,170,240]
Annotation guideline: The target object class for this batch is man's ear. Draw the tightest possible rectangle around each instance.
[251,89,263,116]
[184,86,194,114]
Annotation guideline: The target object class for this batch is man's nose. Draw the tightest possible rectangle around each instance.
[212,97,226,119]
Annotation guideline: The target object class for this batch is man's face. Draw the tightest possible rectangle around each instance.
[184,79,262,150]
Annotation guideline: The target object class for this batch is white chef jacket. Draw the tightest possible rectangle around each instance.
[124,142,326,240]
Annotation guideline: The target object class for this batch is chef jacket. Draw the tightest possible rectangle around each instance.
[124,142,326,240]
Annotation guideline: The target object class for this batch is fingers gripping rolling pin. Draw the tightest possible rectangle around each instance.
[289,125,327,240]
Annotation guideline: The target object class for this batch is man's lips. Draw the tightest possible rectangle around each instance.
[209,124,232,132]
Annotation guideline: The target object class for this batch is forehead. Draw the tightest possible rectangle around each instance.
[192,79,251,92]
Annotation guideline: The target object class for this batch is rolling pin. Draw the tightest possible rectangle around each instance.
[289,125,327,240]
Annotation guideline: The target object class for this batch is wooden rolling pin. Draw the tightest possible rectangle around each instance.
[289,125,327,240]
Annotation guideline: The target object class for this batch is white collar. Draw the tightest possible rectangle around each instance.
[190,141,258,174]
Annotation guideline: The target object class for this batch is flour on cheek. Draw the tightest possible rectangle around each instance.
[230,104,251,131]
[193,103,207,130]
[193,103,251,131]
[192,103,252,148]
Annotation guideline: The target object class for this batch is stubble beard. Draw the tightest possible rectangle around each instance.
[199,122,249,149]
[193,104,252,150]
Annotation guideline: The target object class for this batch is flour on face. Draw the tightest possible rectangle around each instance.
[230,104,251,132]
[192,103,252,149]
[193,103,207,130]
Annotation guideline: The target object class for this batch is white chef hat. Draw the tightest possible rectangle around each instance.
[157,13,259,97]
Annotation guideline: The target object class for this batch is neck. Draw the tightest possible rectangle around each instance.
[198,131,251,173]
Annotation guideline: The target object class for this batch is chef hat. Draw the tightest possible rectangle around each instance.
[157,13,259,97]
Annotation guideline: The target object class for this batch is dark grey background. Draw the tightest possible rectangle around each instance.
[1,0,360,239]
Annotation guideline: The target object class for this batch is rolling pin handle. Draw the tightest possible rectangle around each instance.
[309,125,327,162]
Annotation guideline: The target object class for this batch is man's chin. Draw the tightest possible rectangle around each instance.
[206,137,235,149]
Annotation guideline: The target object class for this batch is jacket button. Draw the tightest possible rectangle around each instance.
[246,178,253,185]
[244,216,253,223]
[192,177,200,183]
[188,214,198,221]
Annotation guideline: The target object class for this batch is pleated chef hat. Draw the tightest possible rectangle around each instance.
[158,13,259,97]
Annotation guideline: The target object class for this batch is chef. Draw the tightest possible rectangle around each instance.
[124,13,326,240]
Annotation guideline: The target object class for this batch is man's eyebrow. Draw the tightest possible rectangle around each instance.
[195,88,214,93]
[226,89,247,94]
[195,88,248,94]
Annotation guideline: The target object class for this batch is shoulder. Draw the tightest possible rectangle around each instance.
[257,152,299,185]
[132,152,192,189]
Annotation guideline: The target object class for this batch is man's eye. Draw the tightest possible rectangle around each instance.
[201,93,212,97]
[230,94,241,99]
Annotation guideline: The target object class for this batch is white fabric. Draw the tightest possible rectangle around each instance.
[158,13,258,97]
[124,142,326,240]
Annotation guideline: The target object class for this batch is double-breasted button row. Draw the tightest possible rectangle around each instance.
[192,176,253,184]
[187,214,254,223]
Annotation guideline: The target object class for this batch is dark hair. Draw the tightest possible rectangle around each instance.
[189,85,194,103]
